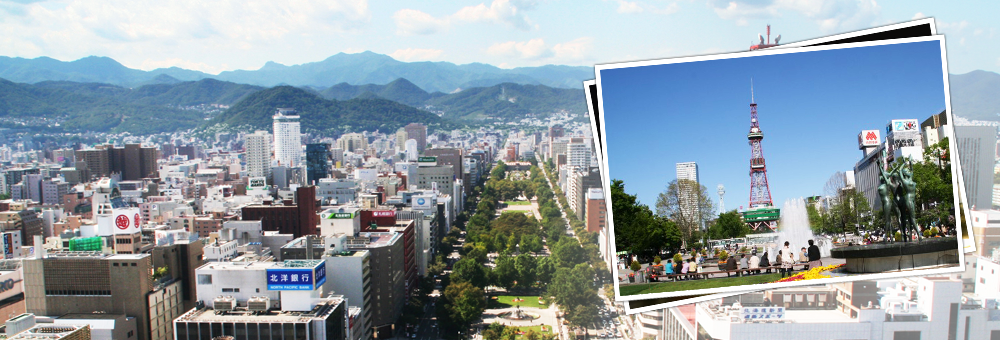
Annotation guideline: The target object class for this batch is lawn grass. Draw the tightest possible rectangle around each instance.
[504,201,532,206]
[619,273,783,296]
[489,295,550,309]
[511,325,554,340]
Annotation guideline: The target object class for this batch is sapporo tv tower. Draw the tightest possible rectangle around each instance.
[740,26,782,231]
[742,81,780,230]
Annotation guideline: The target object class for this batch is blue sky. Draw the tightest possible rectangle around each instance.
[0,0,996,75]
[599,39,947,210]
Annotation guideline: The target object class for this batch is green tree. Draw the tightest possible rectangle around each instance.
[444,281,486,329]
[451,258,490,288]
[612,179,682,259]
[515,253,538,287]
[551,237,588,268]
[493,254,518,290]
[535,256,557,285]
[520,234,544,253]
[656,179,716,246]
[709,210,749,239]
[548,263,599,327]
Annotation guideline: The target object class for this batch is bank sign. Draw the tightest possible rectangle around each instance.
[266,265,327,291]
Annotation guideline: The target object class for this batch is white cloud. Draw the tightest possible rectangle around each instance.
[605,0,679,15]
[936,19,969,33]
[552,37,594,60]
[389,48,445,62]
[393,9,449,35]
[615,0,644,14]
[487,37,593,63]
[488,38,551,59]
[911,12,925,20]
[0,0,372,71]
[707,0,880,31]
[394,0,538,36]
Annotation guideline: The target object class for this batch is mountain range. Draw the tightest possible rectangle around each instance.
[0,51,593,93]
[949,70,1000,121]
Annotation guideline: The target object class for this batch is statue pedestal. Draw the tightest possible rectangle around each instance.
[830,237,960,273]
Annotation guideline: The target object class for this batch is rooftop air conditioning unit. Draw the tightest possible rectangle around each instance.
[247,296,271,312]
[214,296,236,312]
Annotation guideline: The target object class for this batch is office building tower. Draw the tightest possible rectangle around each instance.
[404,123,427,154]
[306,143,331,184]
[586,188,606,233]
[675,161,701,222]
[273,108,301,167]
[954,125,998,210]
[22,252,178,340]
[336,133,368,153]
[245,131,272,180]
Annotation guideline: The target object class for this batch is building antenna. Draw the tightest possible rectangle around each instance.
[751,78,755,104]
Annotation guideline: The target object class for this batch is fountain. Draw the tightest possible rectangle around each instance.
[777,198,831,258]
[497,298,540,321]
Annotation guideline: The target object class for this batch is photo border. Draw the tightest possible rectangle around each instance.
[596,35,965,302]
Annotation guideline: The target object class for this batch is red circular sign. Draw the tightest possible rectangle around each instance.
[115,215,130,230]
[134,214,141,228]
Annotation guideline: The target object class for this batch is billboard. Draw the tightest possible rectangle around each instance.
[109,207,141,235]
[326,212,354,219]
[247,177,267,190]
[857,130,881,148]
[887,119,919,133]
[267,262,326,291]
[412,195,435,210]
[740,307,785,320]
[2,233,12,259]
[372,210,396,218]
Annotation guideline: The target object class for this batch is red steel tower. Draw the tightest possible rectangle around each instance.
[747,82,773,209]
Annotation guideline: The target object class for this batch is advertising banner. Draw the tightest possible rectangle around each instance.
[267,268,318,290]
[740,307,785,320]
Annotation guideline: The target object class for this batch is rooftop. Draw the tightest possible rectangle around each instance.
[176,298,343,324]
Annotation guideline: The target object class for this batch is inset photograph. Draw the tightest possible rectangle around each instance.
[597,36,965,301]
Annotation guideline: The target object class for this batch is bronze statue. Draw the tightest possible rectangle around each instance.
[876,158,921,242]
[896,159,921,241]
[876,160,899,240]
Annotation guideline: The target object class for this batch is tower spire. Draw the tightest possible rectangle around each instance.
[746,81,776,230]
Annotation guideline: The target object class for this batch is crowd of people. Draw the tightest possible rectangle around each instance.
[621,239,825,283]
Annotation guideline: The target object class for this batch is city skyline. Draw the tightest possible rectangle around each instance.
[599,38,949,213]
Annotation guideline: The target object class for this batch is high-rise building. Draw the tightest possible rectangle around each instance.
[241,186,318,238]
[404,123,427,154]
[676,162,701,224]
[586,188,606,233]
[336,133,368,153]
[22,252,178,340]
[245,131,272,180]
[567,138,591,168]
[954,125,997,210]
[306,143,331,185]
[422,148,463,182]
[273,108,301,167]
[73,144,157,181]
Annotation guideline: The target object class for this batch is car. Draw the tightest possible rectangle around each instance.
[410,333,417,339]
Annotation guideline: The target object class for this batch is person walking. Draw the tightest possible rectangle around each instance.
[808,240,822,269]
[780,241,795,278]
